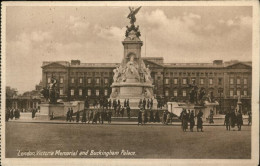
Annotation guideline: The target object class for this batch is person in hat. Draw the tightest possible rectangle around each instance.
[82,109,87,123]
[127,105,131,119]
[141,109,146,125]
[196,109,204,132]
[181,109,189,131]
[107,109,112,124]
[66,108,70,122]
[76,110,80,123]
[162,110,167,125]
[149,109,154,123]
[189,110,195,132]
[137,109,142,126]
[224,111,231,131]
[237,111,243,131]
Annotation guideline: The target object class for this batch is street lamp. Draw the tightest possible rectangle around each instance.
[218,87,224,114]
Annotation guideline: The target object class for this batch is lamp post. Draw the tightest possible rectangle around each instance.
[218,87,224,114]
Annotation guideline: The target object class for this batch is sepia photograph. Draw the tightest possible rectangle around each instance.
[1,1,259,166]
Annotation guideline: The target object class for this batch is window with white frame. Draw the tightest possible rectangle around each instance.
[237,78,240,85]
[183,90,186,96]
[165,90,169,96]
[230,78,234,85]
[237,90,240,96]
[96,89,99,96]
[79,89,83,96]
[71,78,74,84]
[71,89,74,96]
[88,89,91,96]
[182,78,187,85]
[79,78,83,84]
[60,77,64,84]
[104,89,108,96]
[165,78,169,85]
[230,90,233,97]
[174,78,178,85]
[96,78,100,84]
[209,78,213,85]
[174,90,178,97]
[244,90,247,96]
[87,78,91,84]
[200,78,204,85]
[244,78,247,84]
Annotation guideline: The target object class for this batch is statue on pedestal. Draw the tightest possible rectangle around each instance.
[127,6,142,25]
[125,55,140,81]
[41,77,59,104]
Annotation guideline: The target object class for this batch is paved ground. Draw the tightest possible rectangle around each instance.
[5,122,251,159]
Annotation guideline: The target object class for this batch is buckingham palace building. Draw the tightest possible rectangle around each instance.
[41,58,252,112]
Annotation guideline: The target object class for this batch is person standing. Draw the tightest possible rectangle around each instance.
[248,111,252,125]
[66,108,70,121]
[92,110,97,124]
[224,111,230,131]
[121,107,125,117]
[162,110,167,125]
[138,109,142,126]
[82,110,87,123]
[117,104,121,117]
[181,110,188,131]
[113,99,117,115]
[230,109,237,130]
[76,110,80,123]
[124,99,127,108]
[117,99,121,107]
[143,98,146,110]
[144,109,148,123]
[127,99,130,107]
[107,109,112,124]
[147,99,150,110]
[237,111,243,131]
[155,110,160,123]
[166,111,171,125]
[209,109,214,124]
[89,110,93,124]
[197,109,204,132]
[142,109,146,125]
[10,108,14,120]
[127,106,131,119]
[108,99,112,109]
[139,99,143,109]
[149,109,154,123]
[150,98,153,109]
[70,108,74,122]
[189,110,195,132]
[100,109,104,124]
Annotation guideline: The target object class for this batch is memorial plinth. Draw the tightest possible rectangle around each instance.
[110,21,157,108]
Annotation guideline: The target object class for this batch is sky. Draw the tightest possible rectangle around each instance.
[5,6,252,93]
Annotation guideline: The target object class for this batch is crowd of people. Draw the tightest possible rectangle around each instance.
[224,109,244,131]
[179,109,204,132]
[5,108,21,121]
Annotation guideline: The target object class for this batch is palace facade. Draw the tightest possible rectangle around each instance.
[41,58,252,112]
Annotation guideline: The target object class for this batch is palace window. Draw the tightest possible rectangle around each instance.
[79,78,83,84]
[71,89,74,96]
[174,78,178,85]
[165,90,169,96]
[237,90,240,96]
[96,78,100,84]
[104,78,108,84]
[230,90,233,97]
[87,78,91,84]
[244,78,247,84]
[237,78,240,85]
[244,90,247,96]
[96,89,100,96]
[165,78,169,85]
[59,88,63,95]
[71,78,74,84]
[200,78,204,85]
[230,78,234,85]
[104,89,108,96]
[88,89,91,96]
[183,90,186,97]
[182,78,187,85]
[79,89,83,96]
[60,77,64,84]
[218,78,222,85]
[174,90,178,97]
[209,78,213,85]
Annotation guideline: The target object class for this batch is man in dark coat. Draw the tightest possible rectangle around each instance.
[100,109,104,124]
[70,108,74,122]
[127,99,130,107]
[181,110,189,131]
[107,110,112,124]
[117,99,121,107]
[162,110,167,125]
[124,99,127,107]
[82,110,87,123]
[155,110,160,122]
[230,109,237,129]
[189,110,195,132]
[138,109,142,126]
[248,111,252,125]
[10,109,14,120]
[127,106,131,119]
[139,99,143,109]
[76,110,80,123]
[113,99,117,115]
[150,98,153,109]
[147,99,150,109]
[149,109,154,122]
[209,109,214,124]
[224,111,230,131]
[237,111,243,131]
[66,108,70,121]
[197,109,204,132]
[143,98,146,110]
[121,107,125,117]
[108,99,112,108]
